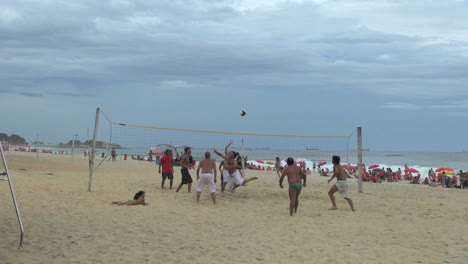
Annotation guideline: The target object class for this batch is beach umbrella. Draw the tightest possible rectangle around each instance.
[147,151,164,155]
[438,170,454,175]
[435,167,454,172]
[255,159,265,164]
[368,164,379,169]
[350,165,358,170]
[295,161,306,165]
[342,165,351,170]
[404,168,419,173]
[318,161,327,167]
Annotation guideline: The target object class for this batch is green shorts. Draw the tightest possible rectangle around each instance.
[289,182,302,190]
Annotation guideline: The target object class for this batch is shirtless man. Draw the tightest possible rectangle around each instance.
[218,160,228,192]
[275,157,283,177]
[176,147,194,193]
[328,155,355,211]
[214,140,257,192]
[196,151,217,204]
[110,148,117,161]
[279,157,307,216]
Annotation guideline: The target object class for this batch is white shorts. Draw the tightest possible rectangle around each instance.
[222,170,231,183]
[231,170,243,185]
[335,180,351,199]
[197,173,216,193]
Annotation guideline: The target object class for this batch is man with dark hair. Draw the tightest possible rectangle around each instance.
[176,147,194,193]
[275,157,283,177]
[111,148,117,161]
[159,149,174,189]
[196,151,217,204]
[279,157,306,216]
[328,155,355,211]
[214,140,257,192]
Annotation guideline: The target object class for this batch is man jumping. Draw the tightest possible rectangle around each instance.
[214,140,257,192]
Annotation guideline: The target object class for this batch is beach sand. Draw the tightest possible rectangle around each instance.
[1,151,467,264]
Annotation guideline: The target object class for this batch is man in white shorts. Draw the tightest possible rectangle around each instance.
[327,155,355,212]
[214,140,257,192]
[219,160,232,193]
[196,151,217,204]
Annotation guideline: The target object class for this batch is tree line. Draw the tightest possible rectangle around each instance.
[0,133,27,145]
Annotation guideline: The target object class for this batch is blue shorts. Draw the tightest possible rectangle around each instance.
[162,172,173,180]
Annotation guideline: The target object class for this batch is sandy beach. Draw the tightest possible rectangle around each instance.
[0,151,467,264]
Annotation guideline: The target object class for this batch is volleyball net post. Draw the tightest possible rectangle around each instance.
[357,127,363,193]
[0,141,25,249]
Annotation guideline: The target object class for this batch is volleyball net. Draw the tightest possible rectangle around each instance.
[91,109,354,168]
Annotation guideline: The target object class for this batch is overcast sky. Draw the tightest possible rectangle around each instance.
[1,0,468,152]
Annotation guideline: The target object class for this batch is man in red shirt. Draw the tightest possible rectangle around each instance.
[159,149,174,189]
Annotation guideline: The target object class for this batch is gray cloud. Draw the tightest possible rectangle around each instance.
[2,1,466,101]
[19,92,43,97]
[1,0,468,152]
[382,102,421,110]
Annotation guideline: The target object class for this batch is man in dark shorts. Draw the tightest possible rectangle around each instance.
[158,149,174,189]
[111,148,117,161]
[176,147,194,193]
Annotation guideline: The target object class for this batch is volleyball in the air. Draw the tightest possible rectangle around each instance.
[240,110,246,116]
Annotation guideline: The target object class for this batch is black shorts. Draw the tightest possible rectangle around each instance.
[181,168,193,184]
[162,172,173,180]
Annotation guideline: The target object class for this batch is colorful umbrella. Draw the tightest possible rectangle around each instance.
[368,164,379,169]
[342,165,351,170]
[435,167,454,172]
[438,170,454,175]
[255,159,265,164]
[295,161,306,165]
[404,168,419,173]
[317,161,327,167]
[147,151,164,155]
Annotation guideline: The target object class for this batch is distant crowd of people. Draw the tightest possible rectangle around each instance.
[340,164,468,189]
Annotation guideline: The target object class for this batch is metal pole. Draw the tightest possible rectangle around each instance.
[88,108,100,192]
[0,141,25,249]
[241,139,246,177]
[357,127,363,193]
[36,134,39,159]
[71,134,75,162]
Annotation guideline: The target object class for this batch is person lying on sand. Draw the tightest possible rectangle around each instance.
[112,191,148,205]
[429,180,442,187]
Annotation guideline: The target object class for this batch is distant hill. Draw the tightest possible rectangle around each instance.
[0,133,27,145]
[57,140,123,149]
